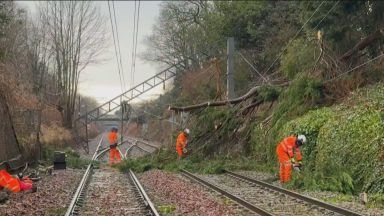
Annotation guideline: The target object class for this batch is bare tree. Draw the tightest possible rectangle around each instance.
[142,1,214,71]
[39,1,108,128]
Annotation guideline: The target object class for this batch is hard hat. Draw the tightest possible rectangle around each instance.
[297,134,307,145]
[184,128,190,134]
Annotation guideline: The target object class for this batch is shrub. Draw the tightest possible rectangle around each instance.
[282,83,384,194]
[41,124,73,148]
[316,106,384,193]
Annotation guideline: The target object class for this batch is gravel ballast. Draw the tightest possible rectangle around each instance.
[0,169,83,216]
[139,169,236,216]
[79,167,149,215]
[233,170,384,216]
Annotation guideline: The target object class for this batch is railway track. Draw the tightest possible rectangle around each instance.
[65,135,159,216]
[181,170,362,216]
[124,138,158,158]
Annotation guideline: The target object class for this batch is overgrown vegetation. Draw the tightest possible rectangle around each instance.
[0,2,103,165]
[132,1,384,200]
[279,84,384,194]
[117,147,275,175]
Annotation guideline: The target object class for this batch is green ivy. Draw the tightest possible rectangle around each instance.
[281,83,384,194]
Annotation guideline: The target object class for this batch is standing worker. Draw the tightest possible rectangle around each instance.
[176,128,190,160]
[108,127,121,165]
[276,134,306,183]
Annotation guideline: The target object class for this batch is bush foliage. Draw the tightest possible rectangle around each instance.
[281,84,384,193]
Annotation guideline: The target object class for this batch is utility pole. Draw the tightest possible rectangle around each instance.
[227,37,235,100]
[85,103,89,154]
[120,101,129,144]
[120,101,125,144]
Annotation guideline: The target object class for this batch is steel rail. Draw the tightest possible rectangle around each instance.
[225,171,362,216]
[180,170,275,216]
[94,140,127,160]
[66,136,156,215]
[125,137,159,149]
[124,138,157,158]
[129,170,160,216]
[65,136,104,216]
[124,144,152,158]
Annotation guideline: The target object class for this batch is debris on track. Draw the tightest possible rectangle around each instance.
[0,169,83,216]
[139,169,235,216]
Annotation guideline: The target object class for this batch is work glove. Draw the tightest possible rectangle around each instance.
[182,148,188,153]
[293,166,301,172]
[290,158,296,164]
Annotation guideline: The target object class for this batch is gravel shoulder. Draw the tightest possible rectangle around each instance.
[0,169,83,216]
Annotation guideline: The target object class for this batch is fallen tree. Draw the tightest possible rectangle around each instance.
[168,86,262,112]
[169,82,290,112]
[340,28,384,61]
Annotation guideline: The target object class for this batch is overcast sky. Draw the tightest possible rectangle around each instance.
[17,1,163,104]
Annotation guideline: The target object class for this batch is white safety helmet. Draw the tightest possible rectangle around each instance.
[297,135,307,145]
[184,128,190,134]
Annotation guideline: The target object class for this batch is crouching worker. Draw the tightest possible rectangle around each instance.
[108,127,121,165]
[0,169,36,193]
[276,134,306,183]
[176,128,190,160]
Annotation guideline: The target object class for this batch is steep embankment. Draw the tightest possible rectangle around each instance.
[278,83,384,193]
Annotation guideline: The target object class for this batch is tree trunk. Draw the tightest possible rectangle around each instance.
[0,92,23,169]
[169,85,262,112]
[340,28,384,61]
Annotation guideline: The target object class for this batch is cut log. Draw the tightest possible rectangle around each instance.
[340,28,384,61]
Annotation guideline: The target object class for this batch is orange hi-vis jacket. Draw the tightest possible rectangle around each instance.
[0,169,20,193]
[108,131,118,145]
[276,136,302,163]
[176,132,187,149]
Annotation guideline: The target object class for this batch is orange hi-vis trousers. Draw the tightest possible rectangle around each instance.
[0,169,21,193]
[279,161,292,183]
[109,147,121,165]
[276,136,302,183]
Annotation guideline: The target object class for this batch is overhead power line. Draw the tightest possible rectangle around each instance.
[263,1,326,75]
[237,51,269,84]
[130,0,141,89]
[133,1,141,86]
[312,0,340,30]
[112,0,127,91]
[325,53,384,83]
[107,0,125,93]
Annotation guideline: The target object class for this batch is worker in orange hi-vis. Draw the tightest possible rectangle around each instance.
[0,169,36,193]
[108,127,121,165]
[176,128,190,160]
[276,134,306,183]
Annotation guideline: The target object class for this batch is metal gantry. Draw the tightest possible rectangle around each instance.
[76,65,177,124]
